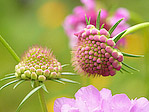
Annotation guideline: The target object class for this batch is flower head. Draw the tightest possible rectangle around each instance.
[72,25,123,77]
[54,85,149,112]
[72,11,143,77]
[63,0,130,48]
[15,46,62,81]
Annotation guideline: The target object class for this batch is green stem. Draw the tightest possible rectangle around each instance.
[121,22,149,39]
[0,35,20,62]
[38,85,48,112]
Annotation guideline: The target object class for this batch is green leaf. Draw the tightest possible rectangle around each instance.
[108,18,124,35]
[96,10,101,30]
[51,79,65,84]
[57,78,80,84]
[0,79,20,90]
[16,85,43,112]
[31,80,35,88]
[61,72,78,76]
[13,80,25,89]
[0,76,16,81]
[0,35,20,62]
[39,82,49,93]
[122,52,144,58]
[121,68,133,74]
[88,17,91,25]
[121,22,149,39]
[100,24,105,29]
[85,14,90,25]
[112,30,127,43]
[61,64,69,68]
[122,62,139,71]
[5,73,15,76]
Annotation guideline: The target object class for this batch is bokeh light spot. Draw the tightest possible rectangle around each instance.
[38,2,67,28]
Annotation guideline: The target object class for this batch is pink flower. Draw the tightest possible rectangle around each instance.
[54,85,149,112]
[63,0,130,48]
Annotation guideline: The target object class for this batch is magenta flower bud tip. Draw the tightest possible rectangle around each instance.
[108,65,113,70]
[97,58,101,63]
[112,60,119,68]
[105,46,113,54]
[101,49,105,54]
[93,57,97,61]
[112,51,119,59]
[107,39,115,47]
[100,43,106,49]
[94,35,100,41]
[116,64,122,71]
[86,25,94,29]
[99,35,107,43]
[96,42,100,46]
[110,69,116,76]
[82,32,86,38]
[109,57,114,63]
[89,35,94,40]
[105,53,110,58]
[118,55,124,62]
[100,28,110,37]
[91,29,98,35]
[86,29,91,36]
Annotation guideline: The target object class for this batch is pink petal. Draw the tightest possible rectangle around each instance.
[130,97,149,112]
[75,85,102,112]
[81,0,95,10]
[54,97,76,112]
[100,88,112,100]
[111,94,131,112]
[61,104,79,112]
[115,8,130,21]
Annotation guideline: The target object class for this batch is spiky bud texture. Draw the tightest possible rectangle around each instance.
[15,46,62,81]
[72,25,123,77]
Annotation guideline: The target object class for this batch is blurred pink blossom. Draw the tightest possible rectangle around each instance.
[54,85,149,112]
[63,0,130,48]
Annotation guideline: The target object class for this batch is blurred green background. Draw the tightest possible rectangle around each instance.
[0,0,149,112]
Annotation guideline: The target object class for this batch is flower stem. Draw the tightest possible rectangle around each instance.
[38,85,48,112]
[0,35,20,62]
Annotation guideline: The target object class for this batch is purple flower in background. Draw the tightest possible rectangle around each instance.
[54,85,149,112]
[63,0,130,48]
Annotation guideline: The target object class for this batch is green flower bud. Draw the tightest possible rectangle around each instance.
[21,74,28,79]
[15,65,19,71]
[36,69,43,75]
[20,67,25,73]
[15,73,19,78]
[35,65,40,69]
[41,65,46,71]
[30,67,36,72]
[50,72,57,78]
[16,69,21,76]
[38,75,46,82]
[25,66,29,70]
[24,70,31,78]
[43,69,50,77]
[31,72,37,80]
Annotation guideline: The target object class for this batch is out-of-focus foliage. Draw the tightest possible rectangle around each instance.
[0,0,149,112]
